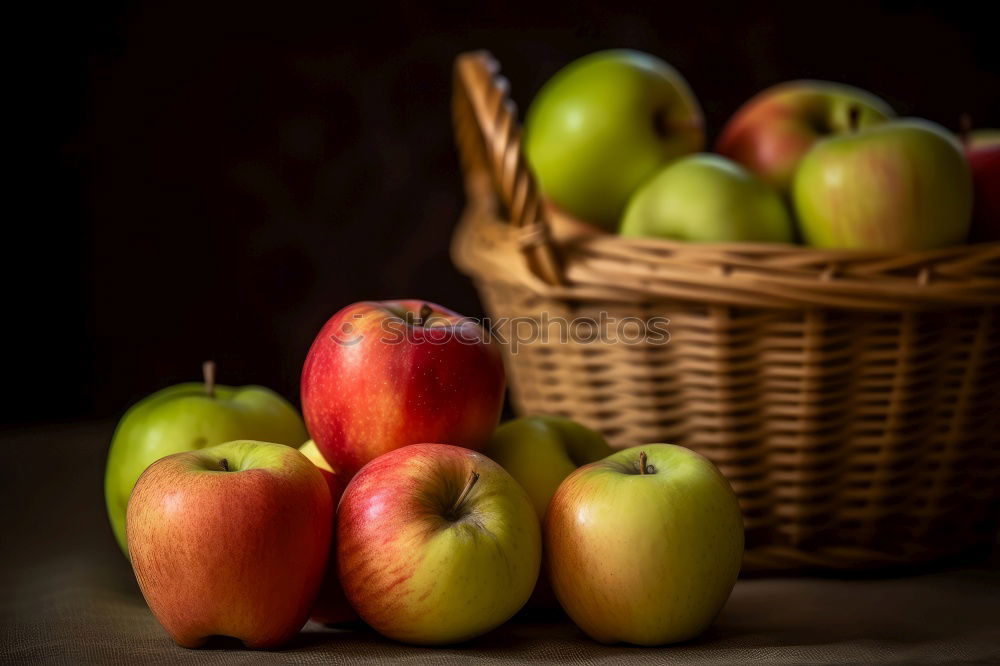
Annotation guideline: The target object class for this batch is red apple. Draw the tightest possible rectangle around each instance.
[337,443,541,645]
[299,440,356,625]
[301,300,505,476]
[964,128,1000,241]
[717,80,894,191]
[127,440,332,648]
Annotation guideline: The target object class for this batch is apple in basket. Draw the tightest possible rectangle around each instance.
[545,444,744,645]
[619,153,795,243]
[301,300,505,477]
[793,116,973,250]
[716,79,894,191]
[962,122,1000,242]
[105,361,308,557]
[524,49,704,231]
[127,441,331,649]
[337,443,541,645]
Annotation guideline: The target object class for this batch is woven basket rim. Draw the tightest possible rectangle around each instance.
[451,51,1000,311]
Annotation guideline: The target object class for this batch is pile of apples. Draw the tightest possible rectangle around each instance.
[106,300,744,649]
[524,50,1000,248]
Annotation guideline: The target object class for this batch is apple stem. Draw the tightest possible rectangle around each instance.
[450,470,480,517]
[202,360,216,399]
[638,451,648,475]
[847,106,861,133]
[417,303,433,326]
[959,113,972,147]
[220,458,229,472]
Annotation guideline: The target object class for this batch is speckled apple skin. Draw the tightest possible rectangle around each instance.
[127,441,332,649]
[301,300,505,477]
[337,444,541,645]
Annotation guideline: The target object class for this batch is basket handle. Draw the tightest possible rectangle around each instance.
[452,51,564,286]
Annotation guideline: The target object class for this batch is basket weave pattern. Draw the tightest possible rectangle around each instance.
[451,51,1000,571]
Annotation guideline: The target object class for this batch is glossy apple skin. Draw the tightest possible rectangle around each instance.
[619,153,795,243]
[337,443,541,645]
[546,444,744,646]
[717,80,893,191]
[298,440,356,625]
[793,119,972,250]
[524,50,704,230]
[966,130,1000,241]
[127,441,332,649]
[105,382,309,556]
[301,300,505,477]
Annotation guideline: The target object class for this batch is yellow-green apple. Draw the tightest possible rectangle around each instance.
[524,50,704,230]
[619,153,795,243]
[717,80,894,191]
[793,117,972,250]
[963,126,1000,241]
[105,361,308,556]
[486,416,613,519]
[486,416,613,608]
[337,443,540,645]
[301,300,505,477]
[545,445,744,645]
[126,440,331,649]
[299,440,356,625]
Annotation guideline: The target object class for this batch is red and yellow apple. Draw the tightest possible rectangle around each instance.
[299,440,356,625]
[337,443,541,645]
[717,80,894,191]
[126,440,332,649]
[301,300,505,477]
[545,444,744,645]
[793,118,972,250]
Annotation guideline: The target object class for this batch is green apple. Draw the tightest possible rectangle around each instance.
[619,153,795,243]
[716,80,894,191]
[524,50,704,230]
[127,440,332,648]
[105,362,308,556]
[545,444,744,645]
[793,117,973,249]
[486,416,613,519]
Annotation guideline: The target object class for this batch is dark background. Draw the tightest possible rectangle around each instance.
[9,0,999,428]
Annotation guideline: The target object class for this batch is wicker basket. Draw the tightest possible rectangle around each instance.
[450,51,1000,572]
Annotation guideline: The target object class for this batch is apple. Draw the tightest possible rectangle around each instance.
[486,416,613,519]
[545,444,744,645]
[127,440,332,649]
[717,80,894,191]
[298,440,356,625]
[963,126,1000,242]
[105,361,309,556]
[793,117,973,250]
[619,153,795,243]
[337,443,541,645]
[301,300,505,477]
[486,416,613,609]
[524,49,704,230]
